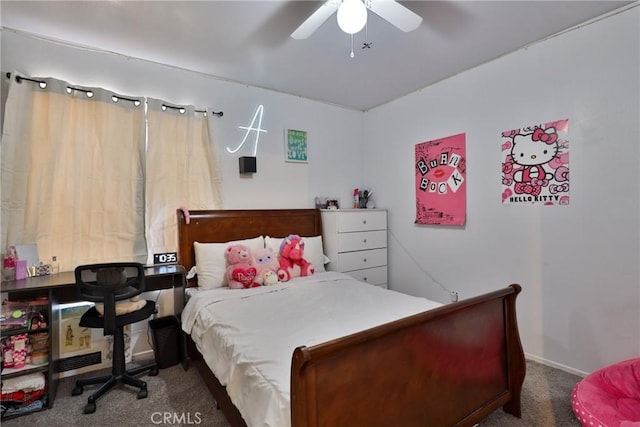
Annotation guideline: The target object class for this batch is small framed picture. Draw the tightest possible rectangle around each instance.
[285,129,308,163]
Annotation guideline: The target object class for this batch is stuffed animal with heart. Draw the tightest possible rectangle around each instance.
[277,234,314,282]
[225,244,260,289]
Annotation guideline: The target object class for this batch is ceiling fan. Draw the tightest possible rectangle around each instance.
[291,0,423,40]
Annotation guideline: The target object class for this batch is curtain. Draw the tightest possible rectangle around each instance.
[145,98,222,264]
[1,74,146,271]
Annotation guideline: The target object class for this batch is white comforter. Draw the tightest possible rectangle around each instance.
[182,271,441,427]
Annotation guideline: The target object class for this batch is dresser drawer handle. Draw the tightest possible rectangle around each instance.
[363,239,367,243]
[363,277,368,281]
[363,258,367,263]
[362,220,367,224]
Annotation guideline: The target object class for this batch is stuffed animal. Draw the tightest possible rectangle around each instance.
[225,244,260,289]
[277,234,314,282]
[261,270,279,286]
[253,247,279,285]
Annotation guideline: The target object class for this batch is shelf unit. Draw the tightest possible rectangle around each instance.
[1,287,58,421]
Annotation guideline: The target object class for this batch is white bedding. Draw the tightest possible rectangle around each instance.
[181,271,442,427]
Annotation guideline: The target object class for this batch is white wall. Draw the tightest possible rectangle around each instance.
[363,6,640,375]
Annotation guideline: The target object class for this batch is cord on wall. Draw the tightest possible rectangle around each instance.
[152,290,162,319]
[146,291,163,349]
[388,226,459,302]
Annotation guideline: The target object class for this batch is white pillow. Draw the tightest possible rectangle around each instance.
[264,235,329,273]
[194,236,265,289]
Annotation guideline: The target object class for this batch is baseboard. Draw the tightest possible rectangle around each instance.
[132,349,155,362]
[525,352,589,377]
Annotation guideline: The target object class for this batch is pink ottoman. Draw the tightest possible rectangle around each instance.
[572,358,640,427]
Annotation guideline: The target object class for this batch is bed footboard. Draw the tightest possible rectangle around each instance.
[290,284,525,427]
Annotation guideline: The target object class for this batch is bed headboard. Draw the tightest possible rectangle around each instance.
[176,209,323,286]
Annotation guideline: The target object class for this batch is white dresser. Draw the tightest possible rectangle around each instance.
[320,209,388,288]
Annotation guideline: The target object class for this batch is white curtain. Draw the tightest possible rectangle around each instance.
[145,98,223,264]
[1,74,146,271]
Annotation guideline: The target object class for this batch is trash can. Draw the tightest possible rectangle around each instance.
[149,315,182,369]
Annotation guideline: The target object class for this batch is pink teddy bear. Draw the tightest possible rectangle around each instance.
[225,244,260,289]
[277,234,314,282]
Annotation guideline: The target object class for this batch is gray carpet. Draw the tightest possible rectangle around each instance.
[481,360,583,426]
[3,359,582,426]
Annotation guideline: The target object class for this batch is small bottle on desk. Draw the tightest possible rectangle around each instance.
[51,256,59,274]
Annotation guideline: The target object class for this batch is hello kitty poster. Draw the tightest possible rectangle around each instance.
[501,119,569,205]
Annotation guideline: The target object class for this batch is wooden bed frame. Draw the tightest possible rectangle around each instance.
[177,209,526,427]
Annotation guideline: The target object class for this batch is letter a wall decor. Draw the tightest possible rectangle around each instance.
[501,118,569,205]
[415,133,466,225]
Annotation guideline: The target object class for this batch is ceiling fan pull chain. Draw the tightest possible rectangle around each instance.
[350,34,355,58]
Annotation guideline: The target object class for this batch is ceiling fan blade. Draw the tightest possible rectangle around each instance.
[368,0,423,32]
[291,0,340,39]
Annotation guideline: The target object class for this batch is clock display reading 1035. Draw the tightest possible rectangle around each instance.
[153,252,178,265]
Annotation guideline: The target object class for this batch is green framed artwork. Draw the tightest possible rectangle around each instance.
[285,129,308,163]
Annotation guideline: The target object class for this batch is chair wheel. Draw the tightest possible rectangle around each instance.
[149,367,159,376]
[84,402,96,414]
[72,385,83,396]
[137,388,148,399]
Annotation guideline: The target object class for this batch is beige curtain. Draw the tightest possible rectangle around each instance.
[145,98,222,264]
[1,75,146,271]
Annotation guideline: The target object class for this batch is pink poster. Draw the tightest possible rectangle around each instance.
[501,119,569,205]
[415,133,466,225]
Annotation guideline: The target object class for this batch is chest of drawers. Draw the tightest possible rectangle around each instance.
[321,209,388,288]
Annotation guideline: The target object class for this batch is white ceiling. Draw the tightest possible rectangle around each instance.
[0,1,634,111]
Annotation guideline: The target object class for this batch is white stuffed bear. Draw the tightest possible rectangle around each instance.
[252,247,280,285]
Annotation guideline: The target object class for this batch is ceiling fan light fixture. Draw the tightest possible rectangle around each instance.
[337,0,367,35]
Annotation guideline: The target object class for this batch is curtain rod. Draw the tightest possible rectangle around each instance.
[5,72,223,117]
[161,103,223,117]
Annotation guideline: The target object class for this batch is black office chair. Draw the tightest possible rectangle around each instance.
[71,262,159,414]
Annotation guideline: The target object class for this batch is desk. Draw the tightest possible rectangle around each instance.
[1,265,186,414]
[1,265,186,306]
